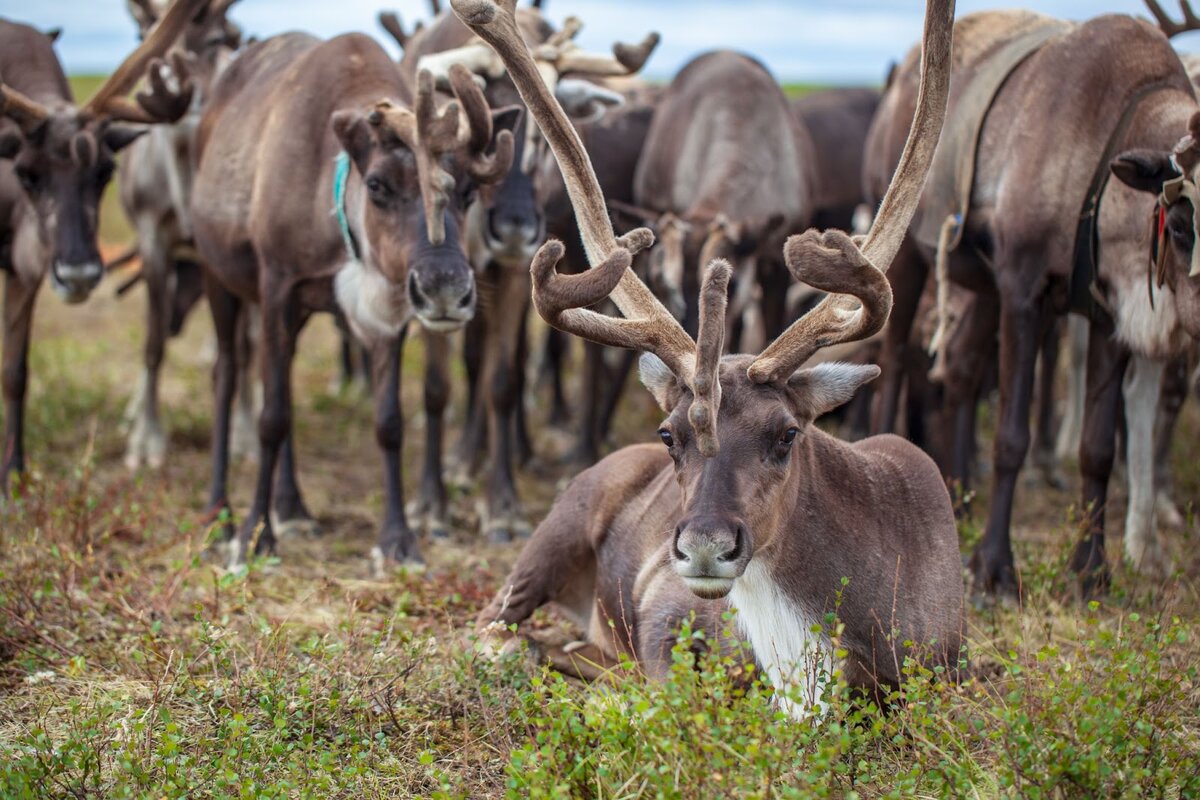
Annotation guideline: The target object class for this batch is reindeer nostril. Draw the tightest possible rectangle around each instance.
[408,272,429,310]
[672,525,687,562]
[457,284,475,309]
[719,526,744,563]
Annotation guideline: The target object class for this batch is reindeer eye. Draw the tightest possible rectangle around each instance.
[658,429,674,448]
[366,177,384,194]
[780,427,799,446]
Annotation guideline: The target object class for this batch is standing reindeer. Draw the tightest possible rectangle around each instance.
[1,1,202,490]
[456,0,961,715]
[394,7,659,542]
[117,0,246,472]
[866,5,1200,596]
[190,33,518,569]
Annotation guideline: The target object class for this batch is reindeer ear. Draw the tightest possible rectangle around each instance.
[787,362,880,419]
[103,124,146,153]
[639,352,682,411]
[1111,149,1179,195]
[332,110,373,173]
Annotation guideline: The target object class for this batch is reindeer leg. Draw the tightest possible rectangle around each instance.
[1029,316,1065,490]
[203,276,241,541]
[125,230,169,471]
[542,327,571,427]
[449,310,487,485]
[370,329,422,573]
[271,429,317,537]
[1069,318,1129,596]
[969,279,1050,597]
[512,309,534,467]
[871,238,926,435]
[1121,355,1168,577]
[564,341,604,467]
[1055,315,1088,462]
[229,304,261,463]
[482,269,530,542]
[2,273,38,492]
[1153,354,1188,529]
[228,286,298,569]
[409,329,451,540]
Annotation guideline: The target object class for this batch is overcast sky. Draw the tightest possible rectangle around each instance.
[4,1,1200,84]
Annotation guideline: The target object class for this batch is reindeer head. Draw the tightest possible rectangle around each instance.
[0,0,202,302]
[450,0,954,597]
[127,0,242,101]
[1111,109,1200,339]
[418,8,658,272]
[331,65,519,331]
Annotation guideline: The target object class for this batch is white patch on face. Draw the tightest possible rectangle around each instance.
[334,257,409,345]
[728,559,832,720]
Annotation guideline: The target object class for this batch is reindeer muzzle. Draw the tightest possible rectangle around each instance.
[50,261,103,304]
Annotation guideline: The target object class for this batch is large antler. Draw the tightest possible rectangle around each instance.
[1144,0,1200,37]
[746,0,955,384]
[83,0,206,120]
[372,65,515,245]
[452,0,734,452]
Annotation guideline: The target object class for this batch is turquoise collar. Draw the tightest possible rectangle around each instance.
[333,151,359,259]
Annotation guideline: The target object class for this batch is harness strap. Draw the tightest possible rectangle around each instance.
[333,151,361,260]
[1069,79,1175,322]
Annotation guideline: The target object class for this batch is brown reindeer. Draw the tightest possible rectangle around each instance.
[791,87,882,233]
[392,7,658,542]
[633,49,813,343]
[1,1,202,490]
[190,33,517,569]
[865,6,1200,595]
[117,0,246,472]
[455,0,960,713]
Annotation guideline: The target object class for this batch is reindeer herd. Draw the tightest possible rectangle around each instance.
[3,0,1200,718]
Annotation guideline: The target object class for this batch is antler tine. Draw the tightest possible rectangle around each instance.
[0,83,52,131]
[747,0,954,385]
[379,11,412,49]
[452,67,517,184]
[84,0,207,118]
[691,260,731,457]
[551,32,661,78]
[451,0,697,380]
[1145,0,1200,37]
[448,63,516,182]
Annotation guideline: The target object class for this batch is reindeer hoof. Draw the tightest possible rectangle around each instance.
[369,545,426,580]
[1126,539,1172,580]
[486,524,513,544]
[968,545,1020,601]
[272,513,320,539]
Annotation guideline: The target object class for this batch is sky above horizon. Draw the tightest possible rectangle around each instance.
[4,1,1200,84]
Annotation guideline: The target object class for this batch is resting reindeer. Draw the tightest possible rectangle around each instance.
[1,1,201,490]
[455,0,961,715]
[191,32,517,569]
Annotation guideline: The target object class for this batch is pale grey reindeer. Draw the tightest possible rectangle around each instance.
[117,0,253,471]
[457,0,962,717]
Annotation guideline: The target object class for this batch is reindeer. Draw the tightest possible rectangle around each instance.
[453,0,961,714]
[190,33,517,570]
[791,87,882,233]
[389,7,658,542]
[0,2,201,490]
[865,5,1200,596]
[633,50,813,345]
[116,0,247,472]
